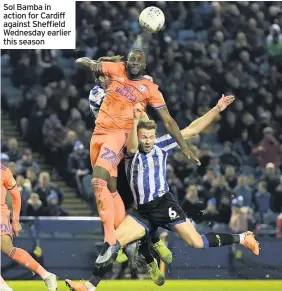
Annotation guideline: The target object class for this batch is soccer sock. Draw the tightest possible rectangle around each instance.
[124,241,138,263]
[9,247,49,279]
[139,237,154,264]
[201,233,241,248]
[92,178,116,245]
[0,275,8,287]
[86,274,103,290]
[112,191,126,229]
[150,229,160,244]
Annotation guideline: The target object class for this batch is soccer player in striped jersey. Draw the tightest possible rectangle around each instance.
[1,162,57,291]
[111,95,259,262]
[66,94,259,291]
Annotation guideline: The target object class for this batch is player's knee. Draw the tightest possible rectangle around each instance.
[116,217,145,247]
[108,176,117,193]
[92,166,111,182]
[188,233,204,248]
[1,235,14,256]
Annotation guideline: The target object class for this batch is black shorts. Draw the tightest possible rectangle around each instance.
[127,192,187,233]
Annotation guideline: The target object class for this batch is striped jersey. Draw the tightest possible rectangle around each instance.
[125,134,178,206]
[88,85,106,118]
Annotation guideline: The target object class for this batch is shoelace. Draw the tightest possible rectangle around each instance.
[153,242,162,250]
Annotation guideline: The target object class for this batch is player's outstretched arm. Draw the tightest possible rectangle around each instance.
[181,94,235,139]
[126,104,143,156]
[156,106,201,165]
[75,57,103,74]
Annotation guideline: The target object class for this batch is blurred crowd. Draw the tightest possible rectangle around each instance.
[1,2,282,237]
[1,144,68,217]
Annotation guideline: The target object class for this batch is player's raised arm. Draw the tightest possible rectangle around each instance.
[75,57,103,73]
[126,104,143,156]
[181,94,235,139]
[148,87,200,165]
[76,56,125,77]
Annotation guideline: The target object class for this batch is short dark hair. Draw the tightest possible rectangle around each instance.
[137,120,157,132]
[127,49,147,61]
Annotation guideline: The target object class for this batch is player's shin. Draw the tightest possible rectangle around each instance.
[91,178,116,245]
[201,231,259,255]
[116,216,146,247]
[112,191,126,229]
[150,230,173,264]
[139,237,165,286]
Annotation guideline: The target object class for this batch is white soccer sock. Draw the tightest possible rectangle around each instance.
[42,272,52,280]
[85,281,96,291]
[239,234,245,243]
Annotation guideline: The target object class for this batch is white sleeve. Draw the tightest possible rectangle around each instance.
[88,86,106,118]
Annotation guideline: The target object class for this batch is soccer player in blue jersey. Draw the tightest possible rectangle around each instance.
[66,94,260,291]
[111,95,259,260]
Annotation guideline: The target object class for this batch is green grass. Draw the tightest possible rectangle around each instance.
[6,280,282,291]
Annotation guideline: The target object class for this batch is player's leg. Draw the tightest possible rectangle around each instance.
[89,134,119,248]
[138,236,165,286]
[172,219,259,255]
[66,215,147,291]
[109,173,143,266]
[93,131,132,269]
[66,274,102,291]
[1,234,57,291]
[108,175,126,229]
[150,229,173,264]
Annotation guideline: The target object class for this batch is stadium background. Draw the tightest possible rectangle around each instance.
[1,1,282,290]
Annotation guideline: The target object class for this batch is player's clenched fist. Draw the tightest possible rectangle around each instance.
[133,103,143,120]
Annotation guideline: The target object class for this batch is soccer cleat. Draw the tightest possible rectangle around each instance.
[152,239,173,264]
[65,280,88,291]
[240,231,260,256]
[43,273,58,291]
[93,241,121,272]
[147,259,165,286]
[116,249,128,263]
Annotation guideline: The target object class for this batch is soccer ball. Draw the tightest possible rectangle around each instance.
[139,6,165,33]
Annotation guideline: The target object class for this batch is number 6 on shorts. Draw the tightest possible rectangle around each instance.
[168,207,177,219]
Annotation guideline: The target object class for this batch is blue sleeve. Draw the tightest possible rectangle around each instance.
[88,86,105,118]
[155,134,178,155]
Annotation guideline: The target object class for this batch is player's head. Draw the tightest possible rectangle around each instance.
[126,49,147,79]
[137,120,157,153]
[1,153,10,167]
[96,55,124,89]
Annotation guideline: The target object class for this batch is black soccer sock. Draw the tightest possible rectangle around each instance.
[139,237,154,264]
[201,232,240,248]
[124,241,138,262]
[150,229,160,244]
[88,274,103,287]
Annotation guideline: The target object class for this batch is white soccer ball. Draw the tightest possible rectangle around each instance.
[139,6,165,33]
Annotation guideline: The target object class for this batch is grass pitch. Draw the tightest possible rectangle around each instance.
[7,280,282,291]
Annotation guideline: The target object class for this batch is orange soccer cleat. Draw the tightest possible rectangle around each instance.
[65,280,88,291]
[240,231,260,256]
